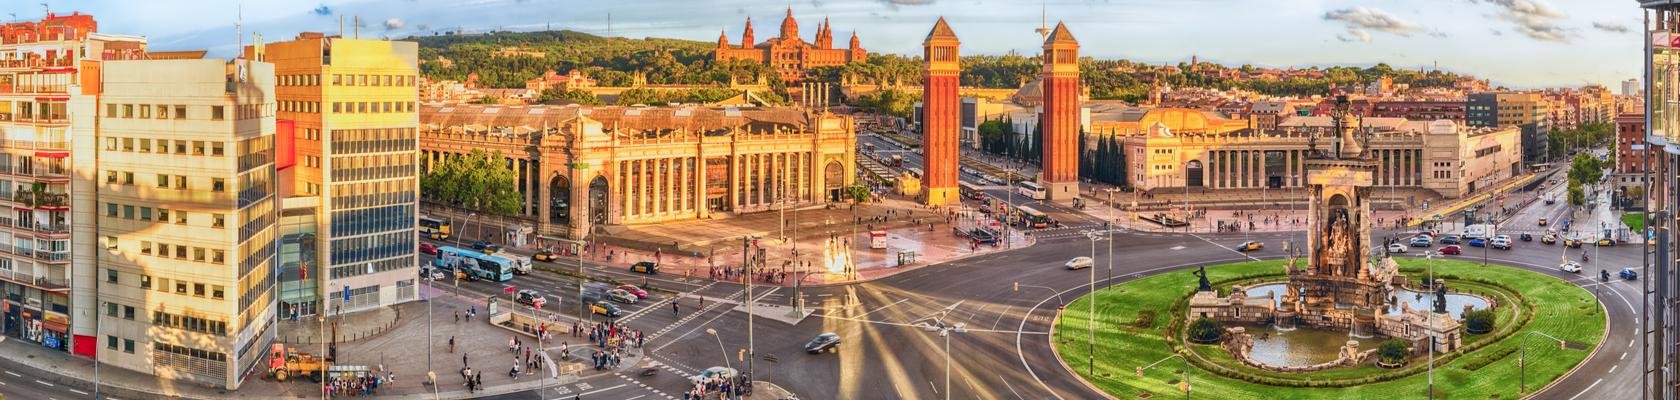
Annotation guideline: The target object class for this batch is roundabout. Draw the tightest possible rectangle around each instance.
[1051,258,1607,399]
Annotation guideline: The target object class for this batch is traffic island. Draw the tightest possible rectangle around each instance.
[1052,259,1604,399]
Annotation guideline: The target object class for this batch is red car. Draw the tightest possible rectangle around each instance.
[419,242,438,255]
[617,284,649,299]
[1439,245,1462,255]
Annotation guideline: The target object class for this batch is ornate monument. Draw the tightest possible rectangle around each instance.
[1281,95,1397,332]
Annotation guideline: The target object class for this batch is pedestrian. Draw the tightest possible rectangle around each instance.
[463,353,469,367]
[454,310,460,323]
[673,301,680,317]
[449,336,456,353]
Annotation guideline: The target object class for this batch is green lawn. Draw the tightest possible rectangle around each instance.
[1054,259,1605,399]
[1623,212,1646,233]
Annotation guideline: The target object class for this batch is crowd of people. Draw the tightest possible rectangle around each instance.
[324,369,392,398]
[683,373,751,400]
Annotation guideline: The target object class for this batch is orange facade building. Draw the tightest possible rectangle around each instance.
[714,7,865,82]
[920,18,960,206]
[1039,22,1081,201]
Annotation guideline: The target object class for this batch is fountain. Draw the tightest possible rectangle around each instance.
[1187,96,1471,371]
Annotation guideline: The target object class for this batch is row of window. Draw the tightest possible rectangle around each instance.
[276,73,417,88]
[329,128,418,155]
[154,342,228,362]
[104,202,222,228]
[105,103,200,120]
[154,309,229,336]
[106,236,228,265]
[330,153,416,182]
[136,273,227,300]
[279,100,320,114]
[328,230,413,268]
[106,335,136,354]
[104,136,225,156]
[103,171,227,192]
[331,101,416,115]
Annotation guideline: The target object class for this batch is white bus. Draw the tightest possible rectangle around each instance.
[1016,181,1046,200]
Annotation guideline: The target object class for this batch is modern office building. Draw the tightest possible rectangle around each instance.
[1639,3,1680,399]
[92,57,278,389]
[252,33,420,318]
[1467,92,1550,165]
[0,12,146,357]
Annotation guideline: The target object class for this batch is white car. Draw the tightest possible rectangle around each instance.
[1386,243,1408,253]
[1065,256,1093,270]
[689,366,738,385]
[1560,261,1583,273]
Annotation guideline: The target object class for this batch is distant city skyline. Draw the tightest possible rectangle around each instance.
[18,0,1641,90]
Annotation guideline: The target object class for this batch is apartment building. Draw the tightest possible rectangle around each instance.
[0,12,145,357]
[93,58,278,389]
[252,33,420,318]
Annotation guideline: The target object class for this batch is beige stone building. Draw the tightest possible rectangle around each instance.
[1123,118,1521,200]
[93,58,278,389]
[418,104,856,239]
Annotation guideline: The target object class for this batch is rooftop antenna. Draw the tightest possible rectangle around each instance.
[1034,0,1050,40]
[607,12,613,37]
[40,3,47,17]
[236,4,243,58]
[8,13,15,23]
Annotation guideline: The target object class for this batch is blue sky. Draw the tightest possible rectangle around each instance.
[13,0,1642,89]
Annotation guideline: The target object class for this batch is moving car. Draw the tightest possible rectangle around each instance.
[1621,268,1640,281]
[1541,233,1557,244]
[1560,261,1583,273]
[606,289,638,304]
[1565,237,1584,248]
[1237,241,1263,252]
[515,289,544,307]
[1439,235,1461,245]
[1440,245,1462,255]
[1520,233,1533,242]
[471,240,491,250]
[1538,218,1549,226]
[419,267,446,281]
[630,261,660,274]
[1467,237,1488,248]
[616,285,649,299]
[1597,238,1617,247]
[588,301,623,317]
[690,366,739,385]
[419,242,438,255]
[1490,236,1512,250]
[805,332,841,354]
[1386,243,1408,253]
[533,249,558,262]
[1065,256,1093,270]
[1409,237,1432,247]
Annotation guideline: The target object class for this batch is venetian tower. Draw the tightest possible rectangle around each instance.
[1286,95,1394,330]
[921,17,961,206]
[1039,22,1081,201]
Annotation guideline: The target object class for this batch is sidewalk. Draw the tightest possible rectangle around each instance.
[0,286,642,400]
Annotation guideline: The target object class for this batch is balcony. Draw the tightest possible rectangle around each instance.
[0,268,67,291]
[14,190,67,209]
[26,222,67,235]
[34,250,68,263]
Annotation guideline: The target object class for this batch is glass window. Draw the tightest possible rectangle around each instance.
[106,268,117,282]
[105,203,116,217]
[122,104,132,118]
[104,137,116,151]
[107,335,116,349]
[212,178,225,192]
[211,142,224,156]
[211,106,224,120]
[140,274,151,288]
[106,303,117,317]
[105,171,116,183]
[193,282,204,296]
[124,172,133,185]
[140,241,152,255]
[157,174,168,188]
[193,141,205,155]
[175,175,186,189]
[123,339,133,353]
[175,105,186,119]
[211,285,224,299]
[139,105,150,119]
[121,205,133,219]
[105,104,116,117]
[175,281,186,294]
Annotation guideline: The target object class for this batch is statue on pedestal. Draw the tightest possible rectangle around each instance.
[1432,280,1448,314]
[1193,266,1212,292]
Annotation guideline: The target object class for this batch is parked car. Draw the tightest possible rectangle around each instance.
[1468,237,1488,248]
[1409,237,1432,247]
[1440,245,1462,255]
[1439,235,1462,245]
[1237,241,1263,252]
[1621,268,1640,280]
[1065,256,1093,270]
[419,242,438,255]
[805,332,841,354]
[689,366,739,385]
[1560,261,1584,273]
[1386,243,1408,253]
[630,261,660,274]
[616,285,649,299]
[606,289,638,304]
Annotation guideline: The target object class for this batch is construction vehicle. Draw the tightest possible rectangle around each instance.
[269,343,330,382]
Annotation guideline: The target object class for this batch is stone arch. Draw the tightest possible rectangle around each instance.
[824,159,845,202]
[588,175,610,226]
[1185,160,1204,188]
[549,175,571,225]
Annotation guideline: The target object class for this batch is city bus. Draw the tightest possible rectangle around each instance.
[958,181,987,201]
[1017,206,1052,229]
[432,246,515,282]
[1016,181,1047,200]
[418,216,451,240]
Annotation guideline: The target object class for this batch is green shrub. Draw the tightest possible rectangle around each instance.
[1378,339,1411,365]
[1464,309,1496,334]
[1133,310,1158,329]
[1189,317,1223,344]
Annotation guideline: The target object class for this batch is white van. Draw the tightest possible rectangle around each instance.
[491,250,534,275]
[1065,257,1093,270]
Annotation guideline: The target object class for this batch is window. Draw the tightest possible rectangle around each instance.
[212,249,225,264]
[193,141,205,155]
[105,104,116,117]
[211,285,224,299]
[107,335,117,349]
[122,138,133,151]
[107,269,117,283]
[332,102,341,113]
[175,141,186,154]
[157,209,169,222]
[139,105,151,119]
[123,172,133,185]
[106,203,117,217]
[212,178,225,192]
[122,104,133,118]
[193,282,205,296]
[211,106,224,120]
[123,305,134,320]
[193,248,205,263]
[106,303,117,317]
[212,142,224,156]
[175,175,186,190]
[175,281,186,294]
[333,74,342,85]
[175,210,187,225]
[139,207,152,221]
[156,174,169,188]
[174,105,186,119]
[122,205,133,219]
[106,235,119,250]
[175,244,186,258]
[106,171,116,184]
[140,274,151,288]
[123,339,134,354]
[158,243,169,257]
[139,139,151,152]
[212,214,225,228]
[156,277,168,292]
[104,137,116,151]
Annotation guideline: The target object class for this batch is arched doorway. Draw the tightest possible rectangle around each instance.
[549,175,570,225]
[1185,160,1204,188]
[588,176,609,227]
[824,160,845,202]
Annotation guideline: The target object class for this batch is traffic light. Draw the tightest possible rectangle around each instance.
[1180,381,1190,393]
[1135,367,1142,378]
[1558,340,1567,350]
[738,349,746,362]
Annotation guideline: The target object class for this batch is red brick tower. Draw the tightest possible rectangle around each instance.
[1040,21,1081,202]
[921,17,960,206]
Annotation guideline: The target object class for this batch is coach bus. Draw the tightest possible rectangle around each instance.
[432,246,515,282]
[1017,206,1052,229]
[958,181,987,201]
[1016,181,1046,200]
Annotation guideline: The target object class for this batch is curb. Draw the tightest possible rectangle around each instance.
[1046,302,1122,400]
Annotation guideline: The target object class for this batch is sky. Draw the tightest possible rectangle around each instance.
[10,0,1644,89]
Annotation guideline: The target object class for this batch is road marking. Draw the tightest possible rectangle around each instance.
[991,304,1016,330]
[34,379,54,387]
[928,380,938,394]
[575,383,626,397]
[1170,245,1185,250]
[1630,339,1636,348]
[1621,352,1627,360]
[2,370,17,377]
[67,388,87,395]
[855,298,908,318]
[623,395,646,400]
[1568,378,1602,400]
[1609,365,1618,374]
[1000,375,1024,400]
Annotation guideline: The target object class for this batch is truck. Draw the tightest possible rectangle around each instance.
[489,250,534,275]
[268,343,330,382]
[1464,224,1495,240]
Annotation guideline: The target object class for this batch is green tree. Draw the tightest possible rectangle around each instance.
[1568,183,1586,207]
[1463,309,1496,334]
[1568,153,1604,187]
[617,87,666,106]
[1378,339,1410,365]
[539,88,603,105]
[421,149,524,216]
[847,185,870,203]
[1188,317,1223,344]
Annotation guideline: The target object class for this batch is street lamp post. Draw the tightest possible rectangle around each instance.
[1082,230,1105,376]
[1424,250,1437,399]
[425,264,438,398]
[704,328,732,371]
[1138,352,1191,399]
[914,312,967,400]
[552,237,589,323]
[1105,188,1117,289]
[1518,330,1568,394]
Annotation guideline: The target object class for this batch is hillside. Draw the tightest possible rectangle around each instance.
[414,30,780,90]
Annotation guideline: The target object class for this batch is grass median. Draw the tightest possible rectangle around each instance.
[1053,258,1604,399]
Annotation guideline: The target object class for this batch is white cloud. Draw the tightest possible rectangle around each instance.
[1592,21,1630,34]
[1467,0,1571,42]
[384,18,405,30]
[1323,7,1422,44]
